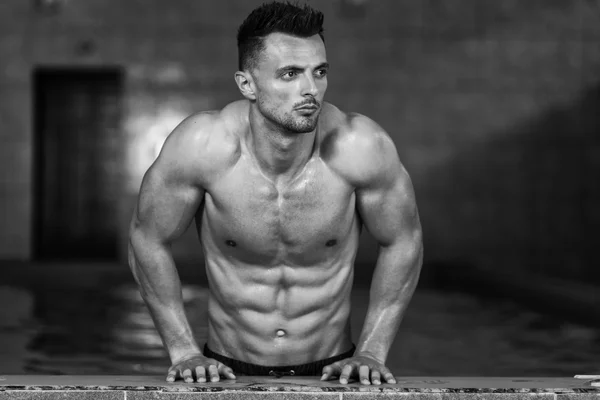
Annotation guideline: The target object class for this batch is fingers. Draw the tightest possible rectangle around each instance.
[324,361,370,385]
[376,365,395,384]
[382,369,396,384]
[371,369,381,385]
[321,363,341,381]
[321,361,396,386]
[208,364,220,382]
[195,366,206,383]
[362,366,395,385]
[339,363,354,385]
[166,359,235,383]
[166,369,178,383]
[359,364,370,385]
[220,365,237,380]
[182,368,194,383]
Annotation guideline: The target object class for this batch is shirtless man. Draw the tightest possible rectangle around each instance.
[128,1,423,386]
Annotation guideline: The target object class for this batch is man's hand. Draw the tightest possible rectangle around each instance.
[321,355,396,385]
[166,354,236,383]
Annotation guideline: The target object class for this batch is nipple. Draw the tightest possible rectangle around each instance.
[276,329,286,337]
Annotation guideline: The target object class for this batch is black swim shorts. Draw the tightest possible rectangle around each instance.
[203,343,356,377]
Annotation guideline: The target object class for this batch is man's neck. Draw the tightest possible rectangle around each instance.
[246,108,318,185]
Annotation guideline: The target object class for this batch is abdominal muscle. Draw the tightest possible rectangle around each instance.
[204,257,355,366]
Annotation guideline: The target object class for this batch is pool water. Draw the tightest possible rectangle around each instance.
[0,274,598,377]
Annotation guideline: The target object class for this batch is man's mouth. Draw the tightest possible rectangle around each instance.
[295,104,319,111]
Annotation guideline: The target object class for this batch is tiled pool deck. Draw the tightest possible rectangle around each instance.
[1,376,599,399]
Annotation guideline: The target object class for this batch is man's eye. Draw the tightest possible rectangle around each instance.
[283,71,297,78]
[316,69,328,77]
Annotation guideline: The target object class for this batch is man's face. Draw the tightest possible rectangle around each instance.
[251,32,328,134]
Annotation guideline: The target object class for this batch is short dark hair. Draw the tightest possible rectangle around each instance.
[237,1,325,71]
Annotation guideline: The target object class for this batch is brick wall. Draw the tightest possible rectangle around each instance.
[0,0,598,282]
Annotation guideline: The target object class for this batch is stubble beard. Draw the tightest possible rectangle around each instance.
[259,99,319,134]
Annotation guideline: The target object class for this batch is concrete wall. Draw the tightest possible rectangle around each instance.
[0,1,599,282]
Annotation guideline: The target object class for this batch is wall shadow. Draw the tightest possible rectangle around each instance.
[423,83,600,323]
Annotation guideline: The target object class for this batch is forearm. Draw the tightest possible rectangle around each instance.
[355,241,423,363]
[128,228,202,363]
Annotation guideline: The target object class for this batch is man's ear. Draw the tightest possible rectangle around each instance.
[234,71,256,101]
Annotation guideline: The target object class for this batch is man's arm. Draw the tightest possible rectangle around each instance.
[129,113,238,385]
[128,115,207,363]
[353,118,423,366]
[322,115,423,385]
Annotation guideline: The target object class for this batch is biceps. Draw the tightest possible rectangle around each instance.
[134,168,204,243]
[356,173,421,248]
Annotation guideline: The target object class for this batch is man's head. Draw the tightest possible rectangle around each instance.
[235,1,328,134]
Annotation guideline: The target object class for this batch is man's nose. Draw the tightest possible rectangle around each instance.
[301,73,319,97]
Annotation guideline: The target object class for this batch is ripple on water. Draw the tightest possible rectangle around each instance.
[0,284,598,376]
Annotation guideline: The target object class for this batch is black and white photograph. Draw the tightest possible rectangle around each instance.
[0,0,598,398]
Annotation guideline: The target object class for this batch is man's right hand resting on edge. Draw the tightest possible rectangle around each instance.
[166,354,236,383]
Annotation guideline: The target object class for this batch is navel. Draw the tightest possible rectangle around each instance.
[276,329,286,337]
[325,239,337,247]
[225,240,237,247]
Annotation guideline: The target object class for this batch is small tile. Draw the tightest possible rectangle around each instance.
[344,392,442,400]
[441,394,557,400]
[558,394,600,400]
[127,391,341,400]
[0,390,124,400]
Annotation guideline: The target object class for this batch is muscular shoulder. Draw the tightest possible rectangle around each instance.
[153,102,243,187]
[320,104,402,188]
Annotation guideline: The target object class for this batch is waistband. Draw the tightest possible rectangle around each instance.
[203,343,356,377]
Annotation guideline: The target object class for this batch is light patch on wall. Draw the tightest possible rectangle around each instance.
[129,63,188,85]
[125,103,190,192]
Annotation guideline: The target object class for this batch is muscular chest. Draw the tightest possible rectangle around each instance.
[201,160,356,265]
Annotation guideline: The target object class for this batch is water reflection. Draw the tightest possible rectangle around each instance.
[0,286,37,374]
[107,284,209,374]
[0,283,209,375]
[0,281,598,376]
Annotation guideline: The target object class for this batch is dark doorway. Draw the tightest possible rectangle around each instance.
[33,67,124,260]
